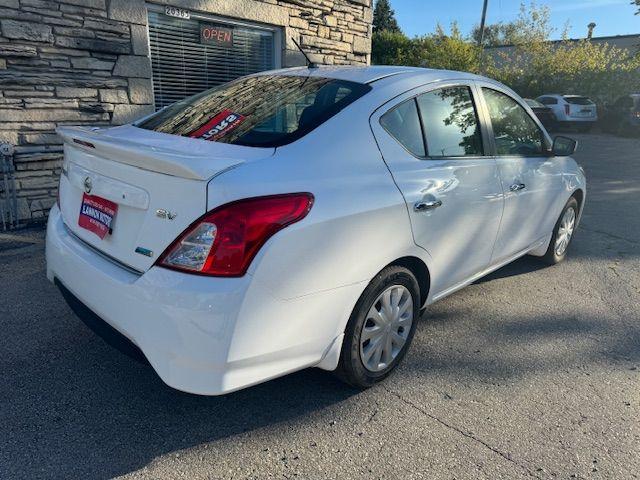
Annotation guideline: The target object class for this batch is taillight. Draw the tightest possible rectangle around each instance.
[565,104,571,116]
[157,193,314,277]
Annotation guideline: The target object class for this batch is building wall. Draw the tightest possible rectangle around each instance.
[0,0,372,223]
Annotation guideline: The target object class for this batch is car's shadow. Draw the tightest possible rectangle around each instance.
[474,254,545,284]
[2,311,360,479]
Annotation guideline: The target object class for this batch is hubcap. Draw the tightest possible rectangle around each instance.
[359,285,413,373]
[555,207,576,256]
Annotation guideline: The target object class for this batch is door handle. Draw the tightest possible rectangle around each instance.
[509,183,526,192]
[414,199,442,212]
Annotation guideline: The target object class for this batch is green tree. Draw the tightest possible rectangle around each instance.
[371,30,411,65]
[473,2,554,47]
[485,7,640,104]
[416,24,482,72]
[373,0,401,34]
[372,23,481,73]
[633,0,640,14]
[373,1,640,104]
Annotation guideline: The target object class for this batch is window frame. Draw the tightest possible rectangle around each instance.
[476,84,552,158]
[377,81,492,161]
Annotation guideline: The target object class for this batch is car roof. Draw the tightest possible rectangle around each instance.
[255,65,488,85]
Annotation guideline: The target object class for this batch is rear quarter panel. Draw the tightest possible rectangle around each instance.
[206,95,430,367]
[206,100,425,301]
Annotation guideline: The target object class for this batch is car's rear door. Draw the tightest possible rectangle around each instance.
[371,81,504,298]
[476,84,562,262]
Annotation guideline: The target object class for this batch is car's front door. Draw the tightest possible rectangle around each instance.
[371,82,504,298]
[477,85,561,262]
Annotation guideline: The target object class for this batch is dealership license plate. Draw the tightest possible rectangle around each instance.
[78,193,118,239]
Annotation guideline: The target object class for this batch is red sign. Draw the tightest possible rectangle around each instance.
[200,24,233,46]
[188,110,246,141]
[78,193,118,240]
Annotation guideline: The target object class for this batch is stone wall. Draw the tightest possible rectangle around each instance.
[0,0,372,224]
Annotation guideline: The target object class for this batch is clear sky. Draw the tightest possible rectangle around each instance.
[391,0,640,39]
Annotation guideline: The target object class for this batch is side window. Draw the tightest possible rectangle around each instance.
[416,86,483,157]
[380,99,425,157]
[483,88,545,156]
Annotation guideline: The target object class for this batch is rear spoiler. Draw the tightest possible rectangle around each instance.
[56,126,255,181]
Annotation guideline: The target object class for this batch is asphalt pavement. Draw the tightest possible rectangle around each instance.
[1,133,639,479]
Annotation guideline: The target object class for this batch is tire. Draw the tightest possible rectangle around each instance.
[540,197,579,265]
[335,266,420,388]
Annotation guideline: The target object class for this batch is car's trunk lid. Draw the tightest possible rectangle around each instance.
[56,125,274,272]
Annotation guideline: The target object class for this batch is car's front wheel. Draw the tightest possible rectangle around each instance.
[541,197,579,265]
[335,266,420,388]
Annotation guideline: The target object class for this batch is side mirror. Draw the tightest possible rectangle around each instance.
[552,136,577,157]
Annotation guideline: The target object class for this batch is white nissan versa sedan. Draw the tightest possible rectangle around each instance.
[46,66,586,395]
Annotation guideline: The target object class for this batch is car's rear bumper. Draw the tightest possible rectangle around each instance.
[55,279,150,364]
[46,205,353,395]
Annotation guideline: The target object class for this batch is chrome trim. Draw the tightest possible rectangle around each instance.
[63,223,144,276]
[414,199,443,212]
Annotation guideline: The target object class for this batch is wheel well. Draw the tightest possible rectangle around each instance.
[571,189,584,213]
[388,256,431,307]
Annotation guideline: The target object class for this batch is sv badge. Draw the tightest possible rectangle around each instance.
[156,209,177,220]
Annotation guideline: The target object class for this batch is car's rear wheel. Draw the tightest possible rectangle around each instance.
[335,266,420,388]
[541,197,579,265]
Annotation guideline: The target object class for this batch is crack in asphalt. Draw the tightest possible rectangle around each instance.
[384,387,543,479]
[608,263,621,279]
[367,400,379,423]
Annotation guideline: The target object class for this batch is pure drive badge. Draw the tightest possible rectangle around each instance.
[188,110,246,141]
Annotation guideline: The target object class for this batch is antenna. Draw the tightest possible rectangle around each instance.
[291,37,320,69]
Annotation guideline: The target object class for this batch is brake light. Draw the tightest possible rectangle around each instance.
[157,193,314,277]
[565,104,570,116]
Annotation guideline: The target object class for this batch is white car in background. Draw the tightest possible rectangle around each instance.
[536,94,598,132]
[46,66,586,395]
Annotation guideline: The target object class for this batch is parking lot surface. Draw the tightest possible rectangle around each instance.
[1,133,639,480]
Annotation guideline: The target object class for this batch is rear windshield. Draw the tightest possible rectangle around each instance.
[525,99,545,108]
[563,96,594,105]
[137,75,372,147]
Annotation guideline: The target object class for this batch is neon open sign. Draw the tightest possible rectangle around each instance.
[200,24,234,46]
